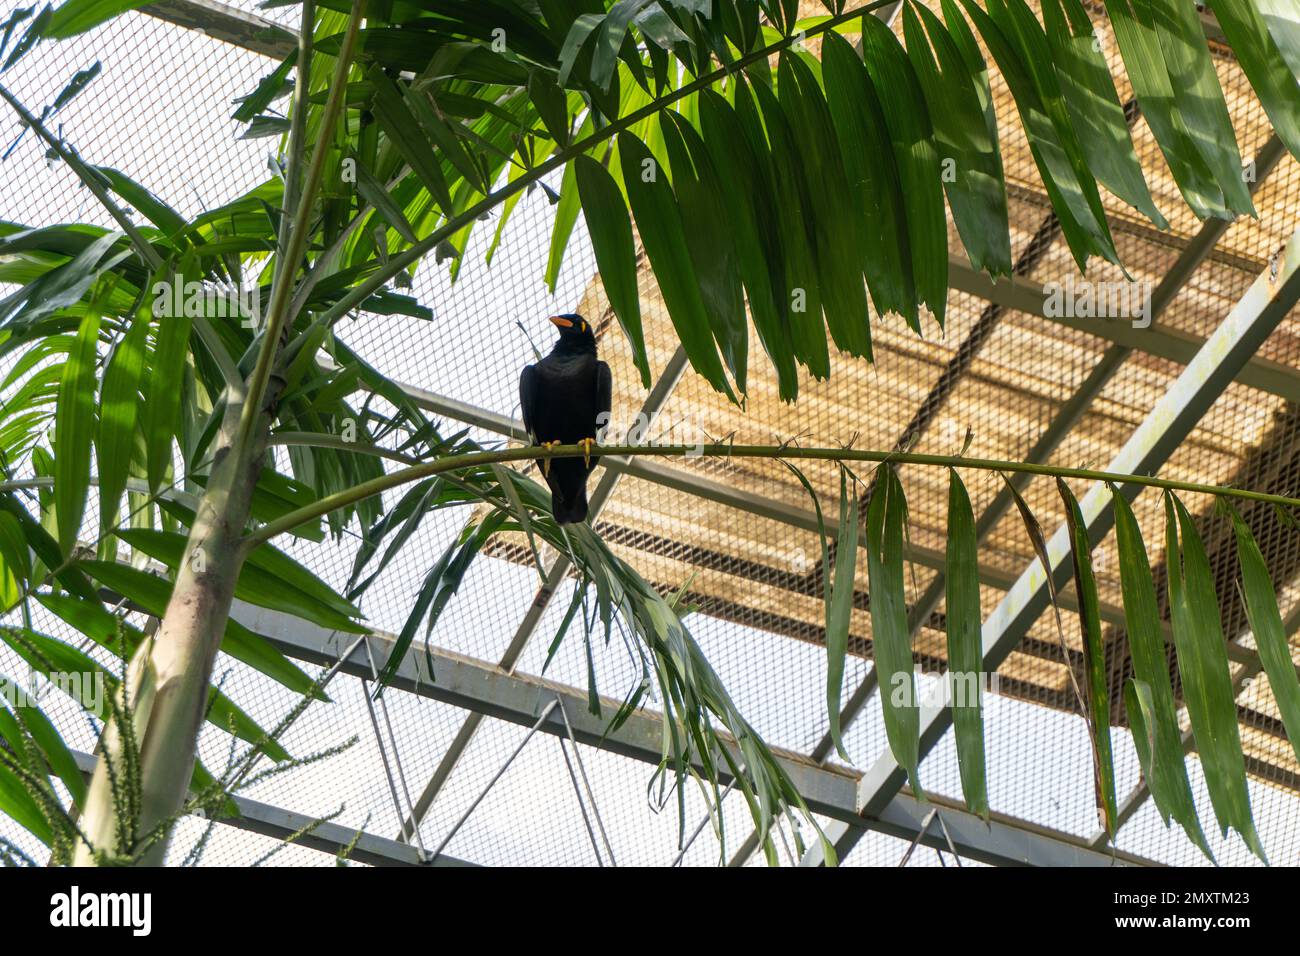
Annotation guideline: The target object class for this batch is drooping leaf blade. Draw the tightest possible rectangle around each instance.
[54,308,100,555]
[821,30,915,321]
[1040,0,1168,228]
[1147,0,1254,216]
[694,88,797,400]
[904,4,1014,276]
[778,52,873,359]
[963,0,1120,269]
[1228,503,1300,766]
[1101,0,1230,218]
[1057,477,1117,838]
[544,154,582,293]
[865,466,922,795]
[944,468,988,819]
[140,281,191,494]
[861,12,948,328]
[573,154,650,388]
[746,77,831,380]
[825,467,858,762]
[97,307,147,535]
[1208,0,1300,166]
[660,111,749,389]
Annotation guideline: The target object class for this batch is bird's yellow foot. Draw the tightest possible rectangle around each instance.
[578,437,597,468]
[539,440,562,476]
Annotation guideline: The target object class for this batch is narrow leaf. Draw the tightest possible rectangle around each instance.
[544,154,582,293]
[821,31,914,324]
[54,308,99,555]
[866,466,922,795]
[573,154,650,388]
[1208,0,1300,166]
[746,78,830,378]
[355,160,418,244]
[660,112,749,388]
[963,0,1120,268]
[368,67,455,215]
[861,13,947,327]
[825,468,858,762]
[1057,477,1116,838]
[1101,0,1231,218]
[1228,503,1300,765]
[1147,0,1254,215]
[696,88,797,400]
[140,283,190,494]
[944,468,988,818]
[1040,0,1168,228]
[1124,677,1157,797]
[904,4,1014,275]
[44,0,153,38]
[97,307,146,534]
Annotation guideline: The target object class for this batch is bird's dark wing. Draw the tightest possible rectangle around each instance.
[519,364,540,442]
[595,361,612,434]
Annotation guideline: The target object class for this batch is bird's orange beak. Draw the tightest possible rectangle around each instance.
[549,315,574,328]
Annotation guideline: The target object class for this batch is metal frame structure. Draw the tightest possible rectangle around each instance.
[39,0,1283,866]
[234,601,1156,867]
[801,223,1300,865]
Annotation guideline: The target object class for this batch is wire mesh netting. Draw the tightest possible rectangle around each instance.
[1,0,1299,867]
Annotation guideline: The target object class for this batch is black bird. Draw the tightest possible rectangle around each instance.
[519,313,611,524]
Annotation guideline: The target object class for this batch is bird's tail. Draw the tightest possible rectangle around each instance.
[553,484,589,524]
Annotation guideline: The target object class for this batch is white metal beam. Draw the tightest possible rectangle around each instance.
[948,260,1300,404]
[142,0,295,57]
[233,600,1153,867]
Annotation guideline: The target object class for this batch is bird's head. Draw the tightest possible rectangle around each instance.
[548,313,596,352]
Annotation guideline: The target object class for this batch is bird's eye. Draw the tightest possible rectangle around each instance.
[580,321,587,332]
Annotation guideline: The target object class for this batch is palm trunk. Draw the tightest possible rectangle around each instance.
[73,415,267,865]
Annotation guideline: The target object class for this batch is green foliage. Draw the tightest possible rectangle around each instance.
[1,0,1297,865]
[0,620,356,865]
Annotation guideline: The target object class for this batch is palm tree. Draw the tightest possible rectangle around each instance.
[1,0,1298,864]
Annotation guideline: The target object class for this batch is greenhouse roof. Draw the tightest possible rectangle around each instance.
[2,0,1299,866]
